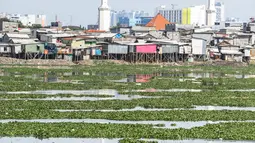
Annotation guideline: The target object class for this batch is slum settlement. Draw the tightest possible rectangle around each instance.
[0,14,255,63]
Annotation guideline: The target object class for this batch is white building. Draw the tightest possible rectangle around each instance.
[35,15,47,27]
[191,5,206,26]
[182,5,206,26]
[206,0,216,26]
[215,2,225,22]
[8,14,47,27]
[155,6,182,23]
[155,6,166,16]
[98,0,111,31]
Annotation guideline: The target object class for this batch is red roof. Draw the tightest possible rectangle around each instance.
[146,13,171,30]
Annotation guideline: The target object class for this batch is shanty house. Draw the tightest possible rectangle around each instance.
[2,33,30,43]
[192,32,213,46]
[22,43,45,59]
[217,41,243,61]
[0,43,13,57]
[192,38,207,55]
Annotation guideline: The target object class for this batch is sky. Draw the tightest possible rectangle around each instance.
[0,0,254,26]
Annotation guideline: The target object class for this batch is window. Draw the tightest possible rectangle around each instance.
[4,47,7,52]
[37,45,40,51]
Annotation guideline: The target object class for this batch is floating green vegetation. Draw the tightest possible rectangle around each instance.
[2,91,255,110]
[119,139,158,143]
[0,94,113,99]
[2,110,255,121]
[0,122,255,140]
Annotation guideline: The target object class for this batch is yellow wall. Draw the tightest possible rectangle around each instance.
[182,8,191,24]
[71,40,85,49]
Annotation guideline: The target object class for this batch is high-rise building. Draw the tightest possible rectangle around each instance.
[215,2,225,22]
[206,0,216,26]
[35,15,47,27]
[110,10,118,27]
[155,5,182,24]
[110,10,150,27]
[155,6,166,16]
[98,0,111,31]
[8,14,47,27]
[182,5,206,26]
[140,17,154,26]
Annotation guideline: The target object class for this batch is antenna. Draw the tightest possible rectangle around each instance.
[171,4,178,10]
[55,15,58,22]
[70,15,72,26]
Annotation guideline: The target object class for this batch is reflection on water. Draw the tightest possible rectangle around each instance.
[3,70,255,84]
[1,119,255,129]
[0,90,169,101]
[0,138,254,143]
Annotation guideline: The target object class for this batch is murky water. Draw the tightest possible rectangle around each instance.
[1,119,255,129]
[55,106,255,112]
[0,137,253,143]
[129,89,203,92]
[55,107,187,112]
[4,90,118,96]
[195,106,255,111]
[3,70,255,84]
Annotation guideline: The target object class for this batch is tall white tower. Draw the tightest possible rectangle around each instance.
[206,0,216,26]
[98,0,111,31]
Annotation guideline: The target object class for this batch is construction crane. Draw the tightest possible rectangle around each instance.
[171,4,178,10]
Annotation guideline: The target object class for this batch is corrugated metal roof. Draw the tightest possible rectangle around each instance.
[221,50,242,55]
[10,38,37,44]
[46,34,75,38]
[120,42,156,46]
[6,33,30,39]
[132,26,157,31]
[0,43,20,46]
[96,33,117,38]
[209,48,220,53]
[147,39,189,45]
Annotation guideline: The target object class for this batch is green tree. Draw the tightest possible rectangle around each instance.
[17,21,25,28]
[0,18,10,22]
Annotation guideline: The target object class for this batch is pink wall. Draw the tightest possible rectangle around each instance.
[136,45,157,53]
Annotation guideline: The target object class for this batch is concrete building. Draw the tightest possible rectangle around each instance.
[129,18,141,27]
[9,14,46,27]
[0,21,18,32]
[110,10,150,27]
[35,15,47,27]
[206,0,217,26]
[182,5,206,26]
[110,10,118,27]
[140,17,154,26]
[215,2,225,22]
[98,0,111,31]
[155,6,182,24]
